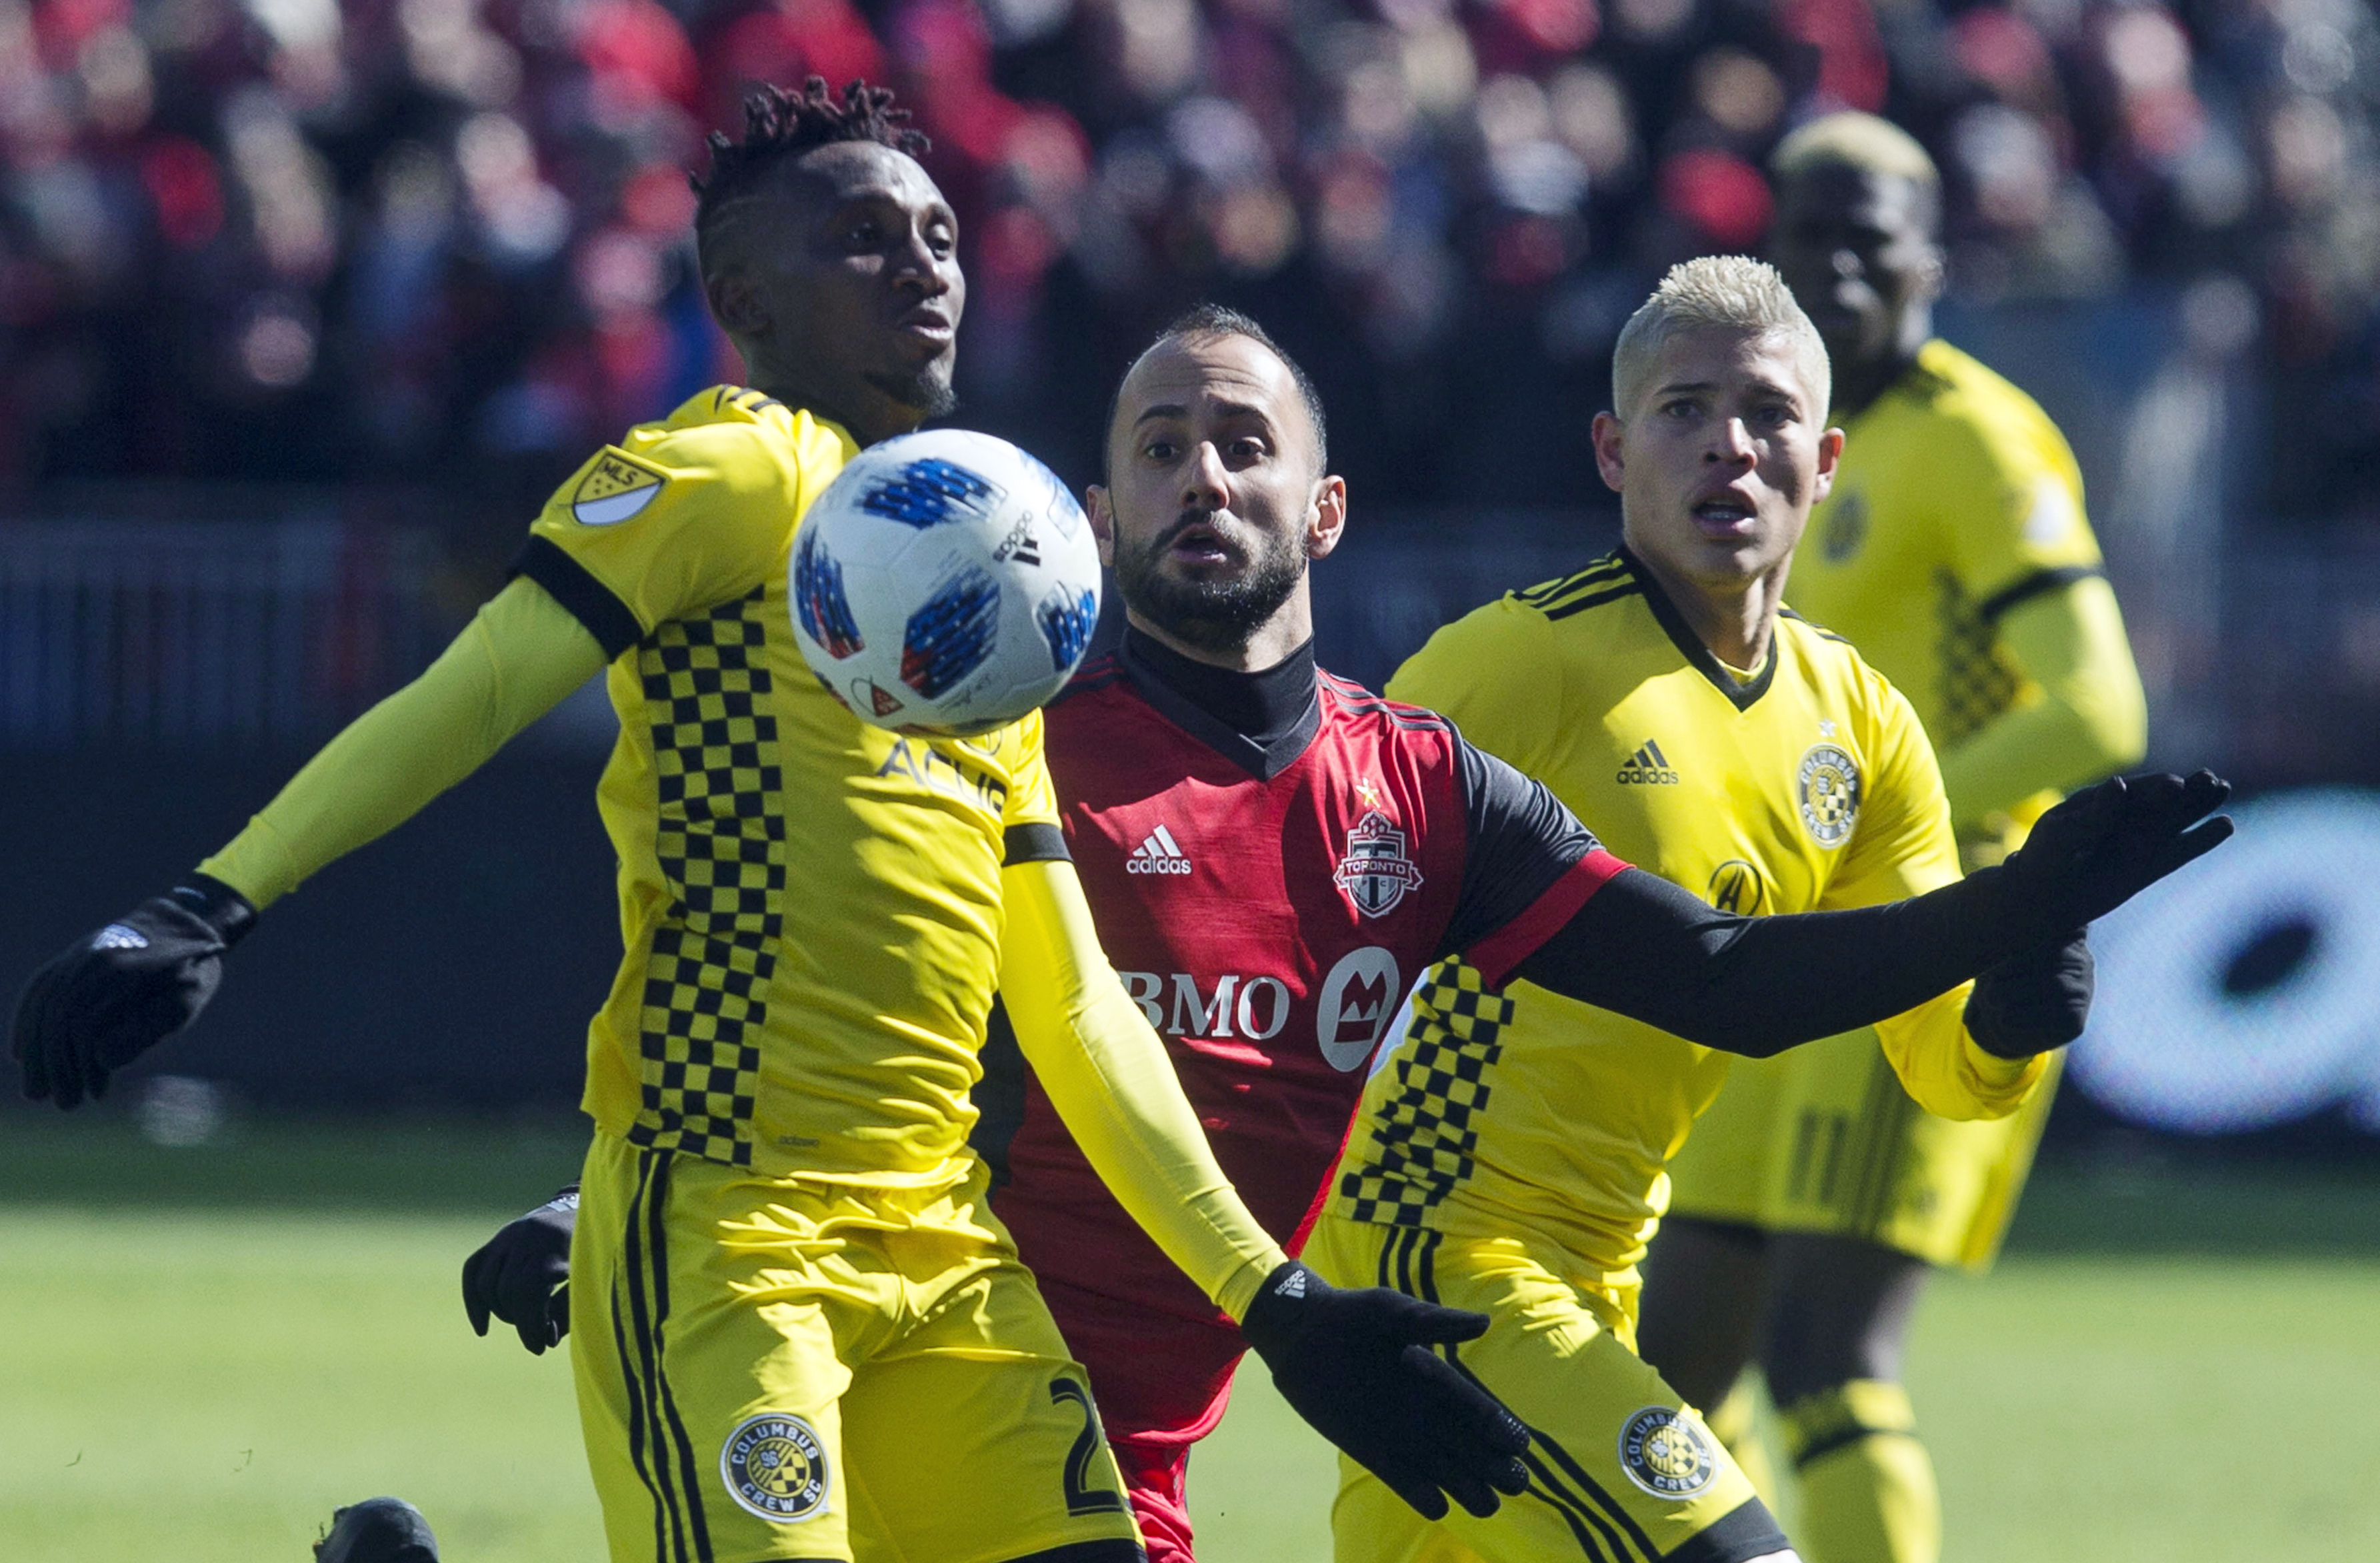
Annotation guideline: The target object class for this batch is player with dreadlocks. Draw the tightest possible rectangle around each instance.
[16,79,1543,1563]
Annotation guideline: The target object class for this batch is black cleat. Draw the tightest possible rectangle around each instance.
[313,1497,439,1562]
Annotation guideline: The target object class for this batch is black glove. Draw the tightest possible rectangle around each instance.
[463,1186,578,1354]
[2000,771,2232,930]
[13,874,257,1110]
[1963,928,2093,1059]
[1239,1260,1530,1520]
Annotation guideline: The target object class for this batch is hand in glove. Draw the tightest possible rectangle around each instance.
[1964,928,2093,1060]
[13,876,256,1109]
[1239,1260,1531,1521]
[462,1186,577,1354]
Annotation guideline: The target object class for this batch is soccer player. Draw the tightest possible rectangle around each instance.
[475,294,2221,1563]
[10,81,1544,1563]
[1637,115,2151,1563]
[1311,253,2193,1563]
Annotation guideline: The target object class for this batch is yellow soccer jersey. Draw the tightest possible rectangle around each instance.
[1787,339,2103,832]
[1333,547,2041,1278]
[515,386,1061,1184]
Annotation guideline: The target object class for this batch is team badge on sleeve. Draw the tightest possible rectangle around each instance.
[571,451,665,526]
[1820,489,1867,563]
[1333,811,1424,918]
[721,1413,831,1522]
[1797,743,1863,847]
[1617,1407,1717,1498]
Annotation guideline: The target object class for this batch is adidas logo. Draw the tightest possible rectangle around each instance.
[993,516,1041,567]
[1616,739,1680,786]
[1125,824,1194,876]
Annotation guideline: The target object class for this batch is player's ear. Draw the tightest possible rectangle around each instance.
[1085,485,1117,569]
[1305,474,1347,561]
[1590,412,1626,495]
[705,264,769,345]
[1812,426,1845,504]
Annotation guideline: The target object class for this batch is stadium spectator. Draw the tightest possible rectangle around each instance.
[1,0,2375,515]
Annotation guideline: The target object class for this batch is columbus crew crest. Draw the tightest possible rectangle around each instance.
[721,1413,831,1522]
[1617,1407,1717,1498]
[1333,810,1424,919]
[1797,743,1862,848]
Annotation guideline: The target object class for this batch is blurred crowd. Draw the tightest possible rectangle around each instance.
[2,0,2376,513]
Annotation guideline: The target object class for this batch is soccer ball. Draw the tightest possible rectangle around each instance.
[789,429,1102,737]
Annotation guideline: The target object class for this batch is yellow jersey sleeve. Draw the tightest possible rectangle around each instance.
[1823,673,2043,1117]
[199,579,606,909]
[515,392,858,657]
[999,856,1287,1318]
[1939,573,2147,834]
[1929,375,2102,607]
[998,709,1063,833]
[1385,596,1558,774]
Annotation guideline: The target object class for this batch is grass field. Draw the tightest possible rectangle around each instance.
[3,1113,2376,1561]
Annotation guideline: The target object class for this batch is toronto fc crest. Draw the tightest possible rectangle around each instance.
[1334,810,1425,918]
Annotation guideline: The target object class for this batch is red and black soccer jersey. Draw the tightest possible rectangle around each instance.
[977,629,1624,1446]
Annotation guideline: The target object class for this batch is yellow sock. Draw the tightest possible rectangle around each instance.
[1779,1380,1939,1563]
[1699,1376,1782,1511]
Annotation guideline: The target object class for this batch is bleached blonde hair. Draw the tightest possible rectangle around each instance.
[1773,111,1939,191]
[1609,255,1831,423]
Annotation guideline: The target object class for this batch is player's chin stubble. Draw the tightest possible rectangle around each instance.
[1117,527,1305,656]
[867,365,959,421]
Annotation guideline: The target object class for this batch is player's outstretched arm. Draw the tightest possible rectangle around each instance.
[1517,771,2230,1058]
[998,858,1530,1520]
[462,1185,579,1354]
[11,579,605,1108]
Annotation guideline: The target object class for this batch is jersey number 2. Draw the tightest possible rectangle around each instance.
[1048,1377,1127,1516]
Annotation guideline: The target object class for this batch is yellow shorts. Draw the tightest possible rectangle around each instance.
[1663,1033,2061,1270]
[1307,1216,1787,1563]
[570,1132,1143,1563]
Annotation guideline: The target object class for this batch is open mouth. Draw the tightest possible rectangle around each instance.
[1163,515,1241,567]
[1691,495,1757,535]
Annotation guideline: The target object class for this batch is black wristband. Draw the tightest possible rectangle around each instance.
[173,874,259,948]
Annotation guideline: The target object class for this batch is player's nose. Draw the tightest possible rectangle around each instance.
[1183,441,1231,507]
[1704,418,1756,463]
[887,225,951,297]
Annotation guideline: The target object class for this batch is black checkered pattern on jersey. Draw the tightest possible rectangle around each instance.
[630,587,783,1166]
[1337,960,1511,1226]
[1934,570,2019,747]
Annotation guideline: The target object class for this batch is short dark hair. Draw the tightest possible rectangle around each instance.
[691,78,929,276]
[1107,304,1330,475]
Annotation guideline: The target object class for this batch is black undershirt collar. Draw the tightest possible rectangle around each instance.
[1117,626,1323,780]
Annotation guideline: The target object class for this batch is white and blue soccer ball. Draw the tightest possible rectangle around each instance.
[789,429,1101,737]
